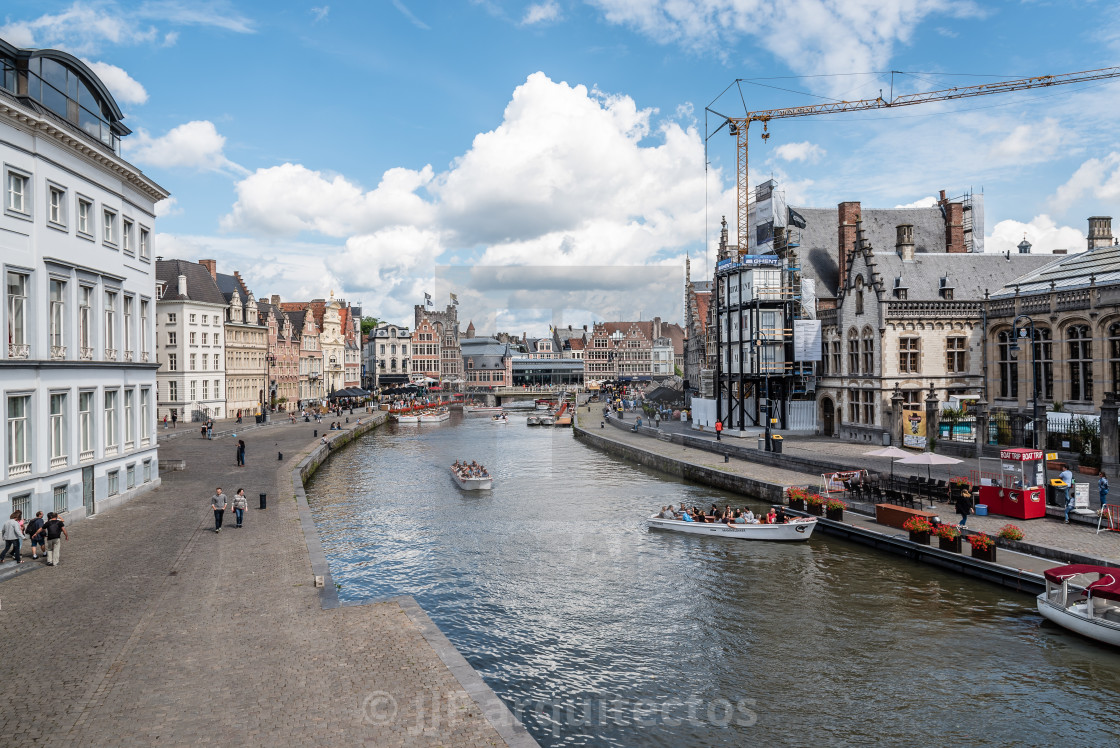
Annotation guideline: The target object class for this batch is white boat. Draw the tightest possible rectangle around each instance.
[538,415,555,426]
[419,408,450,423]
[451,465,493,490]
[1037,564,1120,647]
[527,415,542,426]
[647,514,817,542]
[463,405,503,415]
[491,413,509,424]
[396,413,421,423]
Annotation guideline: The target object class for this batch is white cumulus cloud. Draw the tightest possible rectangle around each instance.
[893,196,937,209]
[222,163,436,237]
[986,214,1084,256]
[522,1,560,25]
[124,120,246,174]
[81,59,148,105]
[774,141,825,163]
[1051,152,1120,215]
[589,0,983,97]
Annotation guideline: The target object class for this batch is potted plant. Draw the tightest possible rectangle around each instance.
[825,498,847,521]
[996,524,1024,544]
[805,493,826,516]
[967,532,997,562]
[935,523,962,553]
[786,487,808,511]
[902,516,934,545]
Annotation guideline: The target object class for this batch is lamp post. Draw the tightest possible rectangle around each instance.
[1009,315,1040,449]
[752,331,771,450]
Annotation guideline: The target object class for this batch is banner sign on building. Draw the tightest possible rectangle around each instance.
[903,409,927,448]
[793,320,822,361]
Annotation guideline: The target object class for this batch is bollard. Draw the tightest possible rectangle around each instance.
[259,493,267,509]
[724,454,729,463]
[278,451,283,461]
[314,429,318,437]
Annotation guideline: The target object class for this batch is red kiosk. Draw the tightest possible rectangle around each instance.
[979,448,1046,519]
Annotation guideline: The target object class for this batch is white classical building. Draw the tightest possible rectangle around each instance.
[1,41,168,520]
[155,260,228,422]
[370,322,411,387]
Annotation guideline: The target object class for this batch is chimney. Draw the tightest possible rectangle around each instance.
[1088,216,1113,250]
[653,316,662,339]
[199,259,217,280]
[838,201,861,275]
[1053,249,1068,255]
[177,273,187,297]
[896,224,915,262]
[936,191,965,253]
[271,294,281,306]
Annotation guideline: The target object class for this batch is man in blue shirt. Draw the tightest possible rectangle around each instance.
[1059,467,1074,523]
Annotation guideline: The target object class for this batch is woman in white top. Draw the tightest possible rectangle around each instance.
[0,510,27,564]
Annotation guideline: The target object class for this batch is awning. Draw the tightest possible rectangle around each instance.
[1044,564,1120,601]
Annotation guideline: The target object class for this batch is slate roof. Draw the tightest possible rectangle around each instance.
[989,244,1119,299]
[461,338,512,368]
[855,248,1054,302]
[155,259,226,305]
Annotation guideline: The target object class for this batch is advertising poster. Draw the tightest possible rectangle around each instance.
[903,409,927,449]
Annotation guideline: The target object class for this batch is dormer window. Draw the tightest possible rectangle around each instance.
[939,276,954,300]
[894,276,908,300]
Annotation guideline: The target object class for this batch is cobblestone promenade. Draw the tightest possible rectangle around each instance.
[0,417,516,747]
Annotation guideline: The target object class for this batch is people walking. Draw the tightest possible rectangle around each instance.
[42,512,67,566]
[171,411,178,429]
[206,419,214,440]
[236,439,246,467]
[25,511,46,560]
[232,489,248,528]
[1100,472,1110,511]
[1059,466,1075,523]
[0,510,25,563]
[236,408,243,424]
[163,414,168,429]
[211,488,227,533]
[955,488,974,527]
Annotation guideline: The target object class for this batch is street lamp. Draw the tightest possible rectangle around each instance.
[1009,315,1040,449]
[752,331,772,450]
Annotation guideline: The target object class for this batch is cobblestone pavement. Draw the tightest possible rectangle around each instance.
[0,417,509,747]
[575,408,1120,565]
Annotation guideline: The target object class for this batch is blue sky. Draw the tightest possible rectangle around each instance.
[5,0,1120,333]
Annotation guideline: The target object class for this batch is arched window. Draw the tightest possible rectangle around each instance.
[997,330,1018,399]
[847,329,859,374]
[861,328,874,375]
[1032,327,1053,400]
[1111,323,1120,393]
[1068,324,1093,401]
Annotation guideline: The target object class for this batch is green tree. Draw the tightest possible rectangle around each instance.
[360,316,379,335]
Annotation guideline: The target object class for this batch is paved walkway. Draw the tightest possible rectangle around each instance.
[0,417,513,746]
[575,407,1120,566]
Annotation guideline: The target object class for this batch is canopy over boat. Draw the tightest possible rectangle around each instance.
[1044,564,1120,601]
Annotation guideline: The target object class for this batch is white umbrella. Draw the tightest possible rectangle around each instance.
[863,445,913,483]
[896,452,963,481]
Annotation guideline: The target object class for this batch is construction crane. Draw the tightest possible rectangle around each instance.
[708,65,1120,253]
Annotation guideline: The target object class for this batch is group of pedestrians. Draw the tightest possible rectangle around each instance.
[1,510,68,566]
[209,487,249,532]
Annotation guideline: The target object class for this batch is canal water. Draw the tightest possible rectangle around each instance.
[306,411,1120,746]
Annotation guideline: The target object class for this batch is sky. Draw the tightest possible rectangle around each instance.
[5,0,1120,334]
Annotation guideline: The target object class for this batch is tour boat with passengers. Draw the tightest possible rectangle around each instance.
[1037,564,1120,647]
[419,407,451,423]
[491,412,509,424]
[451,462,492,490]
[395,412,421,424]
[648,511,817,542]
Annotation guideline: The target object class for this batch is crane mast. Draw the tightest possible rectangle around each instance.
[721,65,1120,252]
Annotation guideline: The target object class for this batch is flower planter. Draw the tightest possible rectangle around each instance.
[806,503,824,516]
[908,531,931,545]
[1077,465,1100,476]
[938,536,962,553]
[788,499,807,511]
[826,508,844,521]
[971,545,997,562]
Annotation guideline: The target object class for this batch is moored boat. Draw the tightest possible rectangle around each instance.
[538,414,555,426]
[527,415,542,426]
[395,413,421,423]
[1037,564,1120,647]
[419,407,451,423]
[451,463,492,490]
[463,405,503,415]
[648,514,817,542]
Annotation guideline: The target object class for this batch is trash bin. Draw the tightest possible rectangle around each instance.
[259,493,267,510]
[757,436,765,450]
[1047,479,1068,507]
[882,432,891,447]
[771,434,784,454]
[974,504,988,516]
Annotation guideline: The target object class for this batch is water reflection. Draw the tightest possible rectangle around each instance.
[307,412,1120,746]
